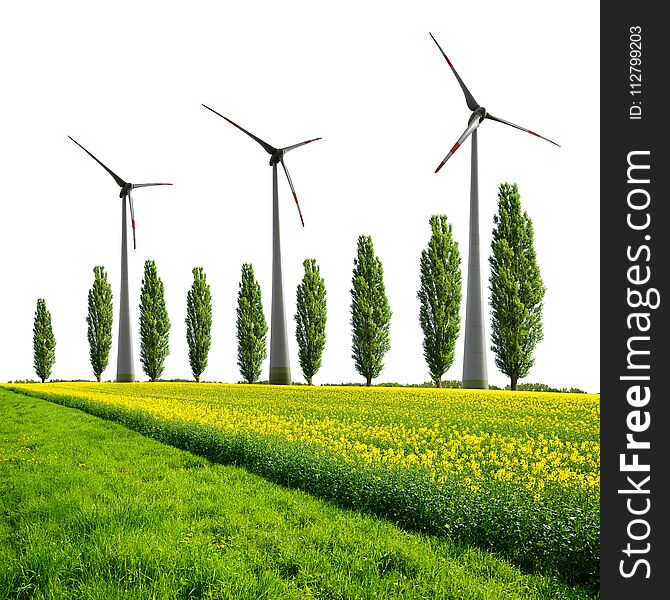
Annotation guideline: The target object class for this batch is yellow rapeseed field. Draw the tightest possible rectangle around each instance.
[7,382,599,500]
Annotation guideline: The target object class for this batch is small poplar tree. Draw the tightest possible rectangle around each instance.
[185,266,212,382]
[86,266,113,382]
[33,298,56,383]
[489,182,546,390]
[418,215,462,387]
[295,258,327,385]
[350,235,391,386]
[236,263,267,384]
[139,259,171,382]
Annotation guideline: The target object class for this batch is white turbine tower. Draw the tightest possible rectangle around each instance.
[428,33,559,389]
[202,104,321,385]
[68,136,172,382]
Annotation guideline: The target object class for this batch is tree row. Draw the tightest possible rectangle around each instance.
[32,183,544,389]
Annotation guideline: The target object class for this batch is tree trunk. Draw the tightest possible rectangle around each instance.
[308,376,313,386]
[366,375,372,387]
[436,378,442,388]
[511,374,518,391]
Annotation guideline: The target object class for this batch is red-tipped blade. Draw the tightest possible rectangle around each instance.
[202,104,277,155]
[68,136,127,188]
[485,113,560,147]
[280,159,305,227]
[282,137,322,154]
[128,192,137,250]
[429,33,479,112]
[434,117,482,173]
[435,143,460,173]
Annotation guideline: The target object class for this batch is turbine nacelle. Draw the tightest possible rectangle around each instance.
[120,183,133,198]
[269,148,284,166]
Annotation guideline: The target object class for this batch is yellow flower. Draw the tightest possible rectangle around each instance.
[4,382,599,501]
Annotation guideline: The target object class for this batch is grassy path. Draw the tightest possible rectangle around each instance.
[0,388,590,599]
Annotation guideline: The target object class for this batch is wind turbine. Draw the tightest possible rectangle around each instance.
[68,136,172,382]
[428,33,559,390]
[202,104,321,385]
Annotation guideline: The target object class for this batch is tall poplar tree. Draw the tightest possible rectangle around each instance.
[418,215,462,387]
[139,259,171,382]
[236,263,267,384]
[350,235,391,386]
[33,298,56,383]
[185,266,213,382]
[489,182,545,390]
[86,266,113,382]
[295,258,327,385]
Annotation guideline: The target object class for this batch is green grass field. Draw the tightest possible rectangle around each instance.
[0,388,593,599]
[4,382,599,592]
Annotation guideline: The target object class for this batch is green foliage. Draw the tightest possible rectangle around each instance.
[510,382,588,394]
[236,263,267,384]
[418,215,462,387]
[350,235,392,386]
[320,380,587,391]
[139,260,171,382]
[185,267,212,382]
[32,298,56,383]
[376,379,464,389]
[295,258,327,385]
[489,183,546,391]
[86,266,113,382]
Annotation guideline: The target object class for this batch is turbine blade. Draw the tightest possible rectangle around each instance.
[280,158,305,227]
[434,117,482,173]
[202,104,276,155]
[429,33,479,112]
[68,136,127,188]
[486,113,560,147]
[128,191,137,250]
[132,183,173,188]
[281,137,322,154]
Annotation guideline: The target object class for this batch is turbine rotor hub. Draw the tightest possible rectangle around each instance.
[119,183,132,198]
[469,106,487,124]
[269,149,284,166]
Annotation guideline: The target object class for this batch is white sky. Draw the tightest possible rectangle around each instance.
[0,1,600,392]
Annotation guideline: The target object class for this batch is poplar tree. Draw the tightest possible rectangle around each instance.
[139,259,171,382]
[295,258,327,385]
[236,263,267,384]
[86,266,114,382]
[185,266,213,382]
[350,235,391,386]
[489,182,545,390]
[418,215,462,387]
[33,298,56,383]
